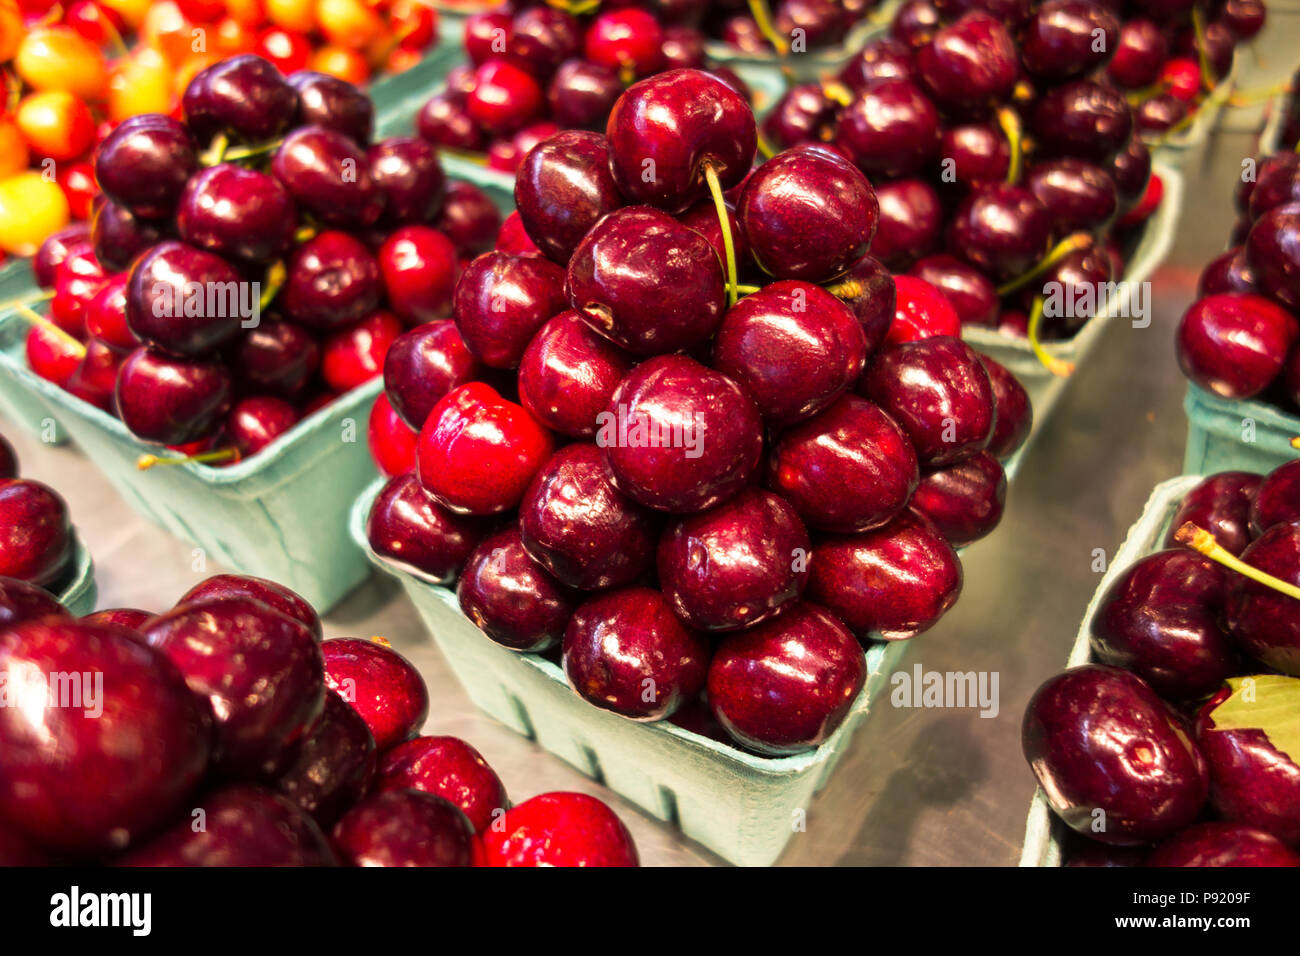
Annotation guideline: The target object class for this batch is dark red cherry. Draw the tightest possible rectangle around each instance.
[457,526,575,653]
[908,254,998,327]
[453,252,567,369]
[605,68,756,213]
[282,230,381,331]
[467,60,543,136]
[600,354,763,513]
[271,126,382,230]
[916,12,1018,116]
[510,5,580,75]
[435,181,501,258]
[1166,471,1262,557]
[368,136,446,226]
[762,84,837,150]
[1226,523,1300,675]
[320,309,401,392]
[978,354,1033,459]
[66,339,122,412]
[182,54,298,143]
[0,576,68,628]
[808,510,963,640]
[1136,92,1190,135]
[230,319,319,398]
[91,200,166,273]
[1148,823,1300,867]
[416,91,485,152]
[93,114,197,220]
[321,637,428,752]
[463,11,511,65]
[547,58,622,130]
[1031,80,1133,164]
[376,225,458,326]
[1020,0,1118,82]
[940,123,1010,190]
[835,78,940,180]
[830,254,895,353]
[85,273,136,351]
[910,451,1006,546]
[1246,203,1300,310]
[288,70,372,145]
[1022,665,1209,845]
[1199,247,1257,297]
[0,479,72,587]
[376,736,507,835]
[707,602,865,755]
[892,0,942,49]
[181,164,295,266]
[33,223,91,289]
[1107,18,1168,89]
[1176,293,1298,400]
[948,183,1052,280]
[1027,159,1118,235]
[518,311,632,440]
[382,321,480,432]
[515,130,622,266]
[272,691,375,826]
[125,240,244,356]
[179,572,322,640]
[584,8,665,78]
[480,791,639,867]
[116,348,232,445]
[566,206,725,356]
[225,395,298,455]
[368,393,417,477]
[331,789,474,867]
[1251,461,1300,536]
[562,586,708,721]
[839,36,916,91]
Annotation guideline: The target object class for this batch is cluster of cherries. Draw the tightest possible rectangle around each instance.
[1176,142,1300,411]
[365,67,1033,757]
[21,53,505,465]
[0,569,640,866]
[1024,460,1300,867]
[709,0,876,54]
[416,2,754,174]
[761,0,1200,356]
[0,431,78,596]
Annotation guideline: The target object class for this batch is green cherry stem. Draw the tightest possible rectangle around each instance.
[222,137,284,163]
[1191,6,1215,94]
[997,106,1023,185]
[199,132,230,167]
[0,288,54,316]
[703,162,740,307]
[735,283,762,295]
[137,448,240,471]
[995,231,1093,297]
[1175,523,1300,602]
[1025,296,1075,378]
[259,260,287,312]
[14,304,86,358]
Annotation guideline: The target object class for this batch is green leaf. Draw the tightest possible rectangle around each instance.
[1210,675,1300,765]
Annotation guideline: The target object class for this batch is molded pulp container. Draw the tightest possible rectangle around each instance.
[1182,384,1300,476]
[0,266,69,445]
[0,318,381,612]
[58,535,97,617]
[962,163,1184,447]
[349,477,907,867]
[1018,475,1203,867]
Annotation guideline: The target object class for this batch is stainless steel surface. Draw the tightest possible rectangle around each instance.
[0,127,1258,867]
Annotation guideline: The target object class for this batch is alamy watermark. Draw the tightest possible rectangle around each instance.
[0,668,103,718]
[1041,280,1151,328]
[594,403,704,459]
[890,664,999,718]
[151,281,261,328]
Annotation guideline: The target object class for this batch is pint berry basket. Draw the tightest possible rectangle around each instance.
[1018,475,1202,866]
[349,476,907,867]
[1182,384,1300,477]
[962,162,1184,449]
[58,534,97,618]
[0,317,381,612]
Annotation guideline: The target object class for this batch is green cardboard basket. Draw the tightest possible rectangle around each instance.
[962,162,1183,450]
[1182,384,1299,476]
[0,318,381,612]
[349,475,906,867]
[1019,475,1204,866]
[56,533,97,618]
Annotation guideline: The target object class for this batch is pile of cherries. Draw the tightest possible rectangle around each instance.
[366,67,1033,758]
[1177,140,1300,412]
[0,569,640,866]
[1024,460,1300,867]
[20,53,505,465]
[761,0,1201,350]
[706,0,876,55]
[0,431,79,597]
[416,2,756,174]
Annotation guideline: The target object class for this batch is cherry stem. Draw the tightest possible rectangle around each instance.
[199,132,230,167]
[735,283,761,295]
[13,304,85,358]
[747,0,789,55]
[821,81,853,108]
[703,163,740,308]
[546,0,600,15]
[0,288,54,315]
[260,260,287,312]
[437,146,489,166]
[997,106,1023,185]
[1026,296,1075,378]
[222,138,284,162]
[755,129,777,160]
[995,231,1093,297]
[1175,522,1300,602]
[137,448,240,471]
[1191,6,1215,95]
[1227,82,1289,107]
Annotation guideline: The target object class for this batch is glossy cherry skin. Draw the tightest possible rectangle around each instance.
[948,184,1052,281]
[1148,823,1300,867]
[467,60,544,137]
[453,252,567,369]
[978,354,1032,459]
[840,36,916,91]
[416,91,485,152]
[368,137,445,227]
[712,281,866,428]
[1022,665,1209,845]
[320,309,402,392]
[26,324,82,389]
[908,255,997,328]
[85,274,136,351]
[1199,247,1257,297]
[222,395,298,455]
[831,255,895,354]
[178,164,294,265]
[331,790,474,867]
[480,791,638,867]
[417,383,555,516]
[182,54,298,143]
[321,638,428,752]
[939,123,1010,191]
[91,201,166,274]
[508,4,580,74]
[283,231,382,331]
[835,78,940,180]
[762,84,837,150]
[289,70,373,145]
[1135,92,1190,136]
[888,276,963,343]
[1249,160,1300,222]
[230,319,319,398]
[1165,471,1262,558]
[436,181,502,258]
[600,354,763,514]
[1226,523,1300,675]
[547,58,622,129]
[382,322,479,435]
[33,224,91,289]
[0,619,211,858]
[1246,203,1300,310]
[518,311,633,439]
[377,736,507,834]
[272,690,376,827]
[457,526,576,653]
[606,68,755,213]
[116,348,233,446]
[1031,81,1133,164]
[145,596,324,779]
[657,488,810,633]
[1176,293,1298,400]
[1090,550,1237,700]
[868,179,942,271]
[118,785,336,866]
[910,451,1006,546]
[1020,0,1118,81]
[892,0,942,47]
[180,573,322,640]
[707,602,864,755]
[0,479,71,587]
[515,130,622,266]
[808,510,962,641]
[93,114,197,220]
[1252,461,1300,535]
[272,126,382,230]
[916,12,1018,116]
[125,241,244,356]
[862,337,996,467]
[1027,159,1118,235]
[369,393,417,477]
[1107,18,1168,89]
[0,575,68,628]
[562,586,709,721]
[737,145,877,283]
[519,443,657,591]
